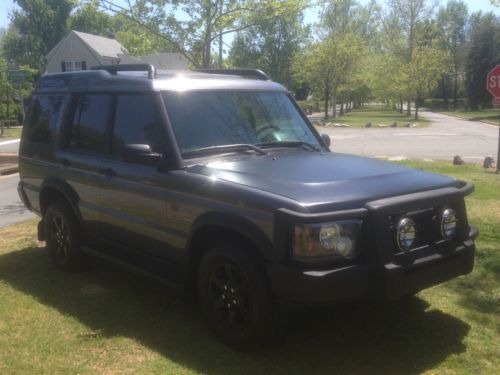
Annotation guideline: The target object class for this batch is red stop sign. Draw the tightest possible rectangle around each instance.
[487,65,500,98]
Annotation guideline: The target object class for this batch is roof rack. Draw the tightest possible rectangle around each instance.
[90,63,156,79]
[194,68,270,81]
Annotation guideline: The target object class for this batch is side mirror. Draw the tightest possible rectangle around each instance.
[122,144,162,166]
[321,133,331,148]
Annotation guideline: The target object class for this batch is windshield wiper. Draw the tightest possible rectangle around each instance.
[255,141,321,151]
[183,144,267,158]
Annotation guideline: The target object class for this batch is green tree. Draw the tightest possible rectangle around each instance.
[228,9,308,88]
[100,0,307,68]
[437,0,468,109]
[294,33,366,119]
[386,0,431,116]
[2,0,75,70]
[408,46,450,119]
[70,0,114,36]
[465,12,500,110]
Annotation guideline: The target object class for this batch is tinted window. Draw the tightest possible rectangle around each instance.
[25,95,64,143]
[163,91,319,155]
[68,95,110,153]
[112,95,165,158]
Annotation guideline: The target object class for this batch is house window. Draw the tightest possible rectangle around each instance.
[64,61,84,72]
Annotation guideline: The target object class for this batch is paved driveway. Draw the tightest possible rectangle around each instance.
[0,139,20,153]
[316,110,499,163]
[0,173,35,227]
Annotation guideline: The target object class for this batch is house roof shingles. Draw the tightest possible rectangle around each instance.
[73,30,127,59]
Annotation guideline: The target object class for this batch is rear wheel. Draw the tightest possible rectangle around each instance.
[198,241,276,350]
[44,200,84,271]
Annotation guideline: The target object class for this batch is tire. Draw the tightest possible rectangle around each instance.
[197,240,276,350]
[44,200,84,271]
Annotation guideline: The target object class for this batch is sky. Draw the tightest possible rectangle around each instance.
[0,0,498,32]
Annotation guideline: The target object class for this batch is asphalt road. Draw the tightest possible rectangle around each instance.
[0,173,35,228]
[0,138,20,153]
[316,110,499,163]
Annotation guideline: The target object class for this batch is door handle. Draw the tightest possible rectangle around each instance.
[99,167,116,177]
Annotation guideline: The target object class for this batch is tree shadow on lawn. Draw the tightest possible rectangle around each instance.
[0,246,470,375]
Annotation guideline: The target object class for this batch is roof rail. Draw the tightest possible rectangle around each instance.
[90,64,156,79]
[194,68,270,81]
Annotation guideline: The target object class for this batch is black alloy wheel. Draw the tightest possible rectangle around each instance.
[50,213,71,262]
[198,241,276,350]
[44,200,83,271]
[208,261,252,331]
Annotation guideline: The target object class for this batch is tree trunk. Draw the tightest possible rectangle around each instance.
[406,98,411,117]
[442,75,448,109]
[453,74,458,110]
[324,96,329,120]
[399,96,403,114]
[414,98,419,121]
[340,99,344,116]
[218,0,223,67]
[332,95,337,118]
[203,5,212,68]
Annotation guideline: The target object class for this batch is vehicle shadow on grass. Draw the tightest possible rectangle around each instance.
[0,247,470,375]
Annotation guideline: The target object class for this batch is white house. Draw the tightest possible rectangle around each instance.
[46,30,127,73]
[46,30,189,73]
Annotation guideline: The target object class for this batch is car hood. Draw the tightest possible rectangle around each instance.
[186,151,459,211]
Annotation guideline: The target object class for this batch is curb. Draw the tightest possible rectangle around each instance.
[0,164,19,176]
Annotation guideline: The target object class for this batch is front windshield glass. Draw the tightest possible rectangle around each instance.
[162,91,320,156]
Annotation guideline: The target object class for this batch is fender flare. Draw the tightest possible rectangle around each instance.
[187,211,274,261]
[39,177,83,224]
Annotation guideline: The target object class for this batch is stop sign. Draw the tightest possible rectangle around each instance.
[487,65,500,98]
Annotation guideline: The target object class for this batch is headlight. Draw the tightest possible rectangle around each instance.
[441,208,458,240]
[292,220,362,262]
[396,217,416,252]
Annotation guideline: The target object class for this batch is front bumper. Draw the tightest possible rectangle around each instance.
[268,225,477,305]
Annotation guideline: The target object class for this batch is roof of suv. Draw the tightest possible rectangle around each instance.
[36,66,287,94]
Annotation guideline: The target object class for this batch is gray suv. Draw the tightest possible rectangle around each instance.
[18,64,478,349]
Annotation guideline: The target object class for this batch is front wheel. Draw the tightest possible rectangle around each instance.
[44,200,84,271]
[198,241,276,350]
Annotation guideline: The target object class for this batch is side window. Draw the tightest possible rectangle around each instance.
[24,96,64,144]
[67,95,110,153]
[112,95,166,158]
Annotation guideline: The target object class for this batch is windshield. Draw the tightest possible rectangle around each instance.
[162,91,320,156]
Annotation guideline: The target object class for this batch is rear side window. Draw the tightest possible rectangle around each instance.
[112,95,166,158]
[24,96,64,144]
[67,95,111,153]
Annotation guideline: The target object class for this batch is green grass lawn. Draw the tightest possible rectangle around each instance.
[316,107,430,128]
[439,110,500,126]
[0,127,22,139]
[0,162,498,374]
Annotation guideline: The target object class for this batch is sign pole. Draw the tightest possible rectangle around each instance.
[18,80,25,124]
[486,65,500,173]
[497,116,500,174]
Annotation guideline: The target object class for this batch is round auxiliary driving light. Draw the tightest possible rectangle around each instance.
[396,217,416,252]
[441,208,458,240]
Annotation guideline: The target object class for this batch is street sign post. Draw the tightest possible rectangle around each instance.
[486,65,500,173]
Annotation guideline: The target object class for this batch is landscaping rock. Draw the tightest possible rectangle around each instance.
[365,122,372,128]
[453,155,465,165]
[391,121,397,128]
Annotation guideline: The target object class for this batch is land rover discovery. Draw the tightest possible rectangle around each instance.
[18,64,478,348]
